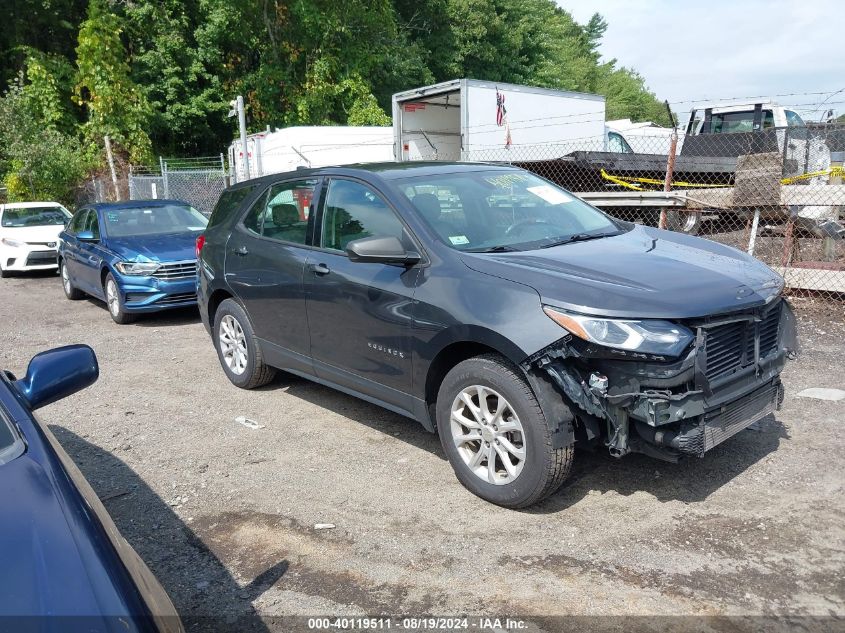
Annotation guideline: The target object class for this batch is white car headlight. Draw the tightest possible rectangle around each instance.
[115,261,160,275]
[543,306,694,357]
[1,237,24,248]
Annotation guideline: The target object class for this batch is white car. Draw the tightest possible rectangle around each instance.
[0,202,72,277]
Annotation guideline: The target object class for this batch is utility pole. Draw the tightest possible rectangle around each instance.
[230,95,250,180]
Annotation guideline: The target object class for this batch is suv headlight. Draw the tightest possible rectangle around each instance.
[115,261,160,275]
[543,306,694,357]
[1,237,24,248]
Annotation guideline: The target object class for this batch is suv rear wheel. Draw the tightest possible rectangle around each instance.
[436,354,573,508]
[213,298,276,389]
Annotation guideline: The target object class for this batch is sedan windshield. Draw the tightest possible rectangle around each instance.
[396,170,622,252]
[103,204,208,237]
[1,207,69,227]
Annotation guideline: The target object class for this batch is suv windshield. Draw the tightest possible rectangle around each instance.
[1,207,69,227]
[103,204,208,237]
[396,170,621,252]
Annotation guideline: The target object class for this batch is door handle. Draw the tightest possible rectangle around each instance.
[310,262,331,276]
[233,246,249,256]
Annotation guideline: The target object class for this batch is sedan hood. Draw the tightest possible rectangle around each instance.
[106,231,199,263]
[1,225,65,244]
[461,225,783,319]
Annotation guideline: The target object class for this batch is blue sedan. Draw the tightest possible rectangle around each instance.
[59,200,207,324]
[0,345,182,631]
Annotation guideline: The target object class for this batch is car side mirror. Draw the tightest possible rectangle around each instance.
[77,230,97,242]
[346,236,420,265]
[13,345,99,410]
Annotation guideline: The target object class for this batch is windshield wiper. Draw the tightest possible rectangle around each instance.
[539,231,620,249]
[466,245,520,253]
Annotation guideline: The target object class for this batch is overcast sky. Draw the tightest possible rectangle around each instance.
[558,0,844,122]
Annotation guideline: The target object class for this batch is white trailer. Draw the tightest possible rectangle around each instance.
[392,79,606,163]
[228,125,394,183]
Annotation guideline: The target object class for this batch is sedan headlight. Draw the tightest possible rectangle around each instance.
[1,237,24,248]
[543,306,694,357]
[115,261,160,275]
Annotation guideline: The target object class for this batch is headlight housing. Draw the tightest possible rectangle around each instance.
[115,261,160,276]
[1,237,24,248]
[543,306,694,357]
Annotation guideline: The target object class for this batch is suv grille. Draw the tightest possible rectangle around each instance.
[703,302,782,382]
[153,261,196,280]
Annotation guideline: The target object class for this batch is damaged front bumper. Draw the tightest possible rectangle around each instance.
[524,298,797,462]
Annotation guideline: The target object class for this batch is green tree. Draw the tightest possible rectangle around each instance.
[74,0,152,162]
[0,74,97,205]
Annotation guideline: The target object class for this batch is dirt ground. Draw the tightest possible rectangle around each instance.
[1,272,843,632]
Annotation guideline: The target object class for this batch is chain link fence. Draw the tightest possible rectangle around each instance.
[128,157,228,216]
[461,120,845,301]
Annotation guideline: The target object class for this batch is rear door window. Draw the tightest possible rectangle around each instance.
[242,179,318,245]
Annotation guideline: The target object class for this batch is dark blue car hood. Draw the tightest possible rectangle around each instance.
[106,232,199,262]
[462,224,783,319]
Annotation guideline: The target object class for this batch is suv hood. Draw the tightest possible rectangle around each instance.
[106,232,199,263]
[461,225,783,319]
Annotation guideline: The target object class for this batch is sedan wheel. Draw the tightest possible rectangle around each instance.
[104,273,136,324]
[60,260,83,300]
[450,385,526,485]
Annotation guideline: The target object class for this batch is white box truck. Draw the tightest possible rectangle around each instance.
[392,78,606,163]
[228,125,394,183]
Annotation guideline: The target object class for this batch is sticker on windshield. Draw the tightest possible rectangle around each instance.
[527,185,572,205]
[449,235,470,245]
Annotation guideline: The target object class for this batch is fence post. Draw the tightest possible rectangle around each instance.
[220,153,227,189]
[659,102,678,230]
[160,156,170,198]
[823,151,844,261]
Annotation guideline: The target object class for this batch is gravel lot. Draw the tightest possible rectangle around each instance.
[1,272,843,632]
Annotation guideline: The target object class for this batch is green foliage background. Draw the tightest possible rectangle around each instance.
[1,0,669,205]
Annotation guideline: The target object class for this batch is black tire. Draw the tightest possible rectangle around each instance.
[60,259,84,299]
[104,272,136,324]
[436,354,574,508]
[0,266,8,278]
[212,298,276,389]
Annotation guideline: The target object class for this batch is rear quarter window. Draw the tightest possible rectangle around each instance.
[207,185,259,229]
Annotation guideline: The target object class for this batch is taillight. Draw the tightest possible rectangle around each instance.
[195,234,206,258]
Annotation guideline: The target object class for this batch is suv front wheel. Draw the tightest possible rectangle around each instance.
[213,298,276,389]
[436,354,573,508]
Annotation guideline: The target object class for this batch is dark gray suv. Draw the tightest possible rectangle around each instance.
[197,162,796,508]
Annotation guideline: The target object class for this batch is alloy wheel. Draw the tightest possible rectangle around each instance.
[106,279,120,316]
[450,385,526,485]
[62,264,72,294]
[219,314,248,375]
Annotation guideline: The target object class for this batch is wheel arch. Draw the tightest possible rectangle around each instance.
[422,329,574,448]
[207,288,234,327]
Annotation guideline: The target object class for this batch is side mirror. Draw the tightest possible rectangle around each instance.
[77,230,97,242]
[346,236,420,265]
[13,345,99,410]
